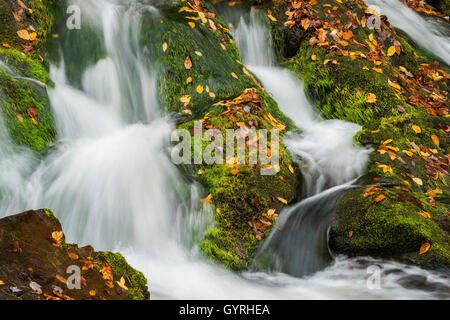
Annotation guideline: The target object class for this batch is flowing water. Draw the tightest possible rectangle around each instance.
[366,0,450,65]
[0,0,449,299]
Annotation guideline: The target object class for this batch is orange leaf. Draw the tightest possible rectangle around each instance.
[419,242,430,255]
[367,93,377,103]
[431,135,439,147]
[230,169,239,175]
[184,56,192,70]
[375,194,385,202]
[201,194,212,203]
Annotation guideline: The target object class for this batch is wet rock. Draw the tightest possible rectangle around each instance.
[0,209,150,300]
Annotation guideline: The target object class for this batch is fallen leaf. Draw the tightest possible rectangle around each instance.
[412,177,423,185]
[411,125,421,133]
[116,276,129,291]
[375,194,386,202]
[184,56,192,70]
[162,42,168,52]
[367,93,377,103]
[201,194,212,203]
[419,242,430,255]
[277,197,288,204]
[387,46,396,57]
[431,135,439,147]
[17,29,30,41]
[68,252,79,260]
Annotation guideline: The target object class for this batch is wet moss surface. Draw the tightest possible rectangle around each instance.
[0,0,58,152]
[267,0,449,269]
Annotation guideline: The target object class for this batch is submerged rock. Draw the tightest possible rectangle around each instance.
[0,209,150,300]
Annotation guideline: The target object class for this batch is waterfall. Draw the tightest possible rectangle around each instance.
[0,0,448,299]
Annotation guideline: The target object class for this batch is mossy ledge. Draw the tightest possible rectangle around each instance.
[141,1,301,270]
[267,0,449,270]
[0,209,150,300]
[0,0,59,152]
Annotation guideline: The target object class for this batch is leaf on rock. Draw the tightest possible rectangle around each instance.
[419,242,430,255]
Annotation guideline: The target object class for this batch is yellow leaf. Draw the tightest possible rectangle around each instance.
[411,125,421,134]
[267,14,277,22]
[180,95,191,106]
[431,135,439,147]
[311,54,317,61]
[267,209,276,216]
[387,46,396,57]
[196,85,204,94]
[29,32,37,41]
[419,242,430,255]
[89,290,96,296]
[0,280,5,285]
[188,21,196,28]
[17,29,30,41]
[277,197,288,205]
[186,77,193,84]
[288,165,294,174]
[195,51,202,56]
[412,177,423,185]
[116,276,129,291]
[231,72,238,79]
[162,42,168,52]
[367,93,377,103]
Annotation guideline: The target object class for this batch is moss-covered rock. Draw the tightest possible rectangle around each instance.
[140,1,301,270]
[0,0,58,152]
[93,251,150,300]
[265,0,449,269]
[0,209,150,300]
[176,89,300,270]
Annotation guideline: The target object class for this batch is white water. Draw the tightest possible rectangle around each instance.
[366,0,450,65]
[0,0,448,299]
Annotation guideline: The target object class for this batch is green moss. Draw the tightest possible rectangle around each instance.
[43,208,55,218]
[0,54,56,152]
[94,251,150,300]
[330,188,449,268]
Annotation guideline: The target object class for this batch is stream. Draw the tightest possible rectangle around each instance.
[0,0,449,299]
